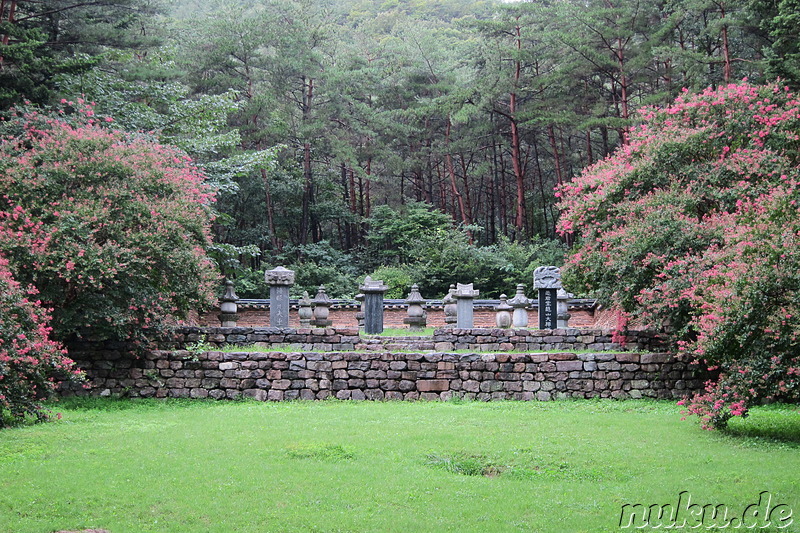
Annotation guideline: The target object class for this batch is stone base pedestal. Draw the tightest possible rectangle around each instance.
[403,316,427,331]
[218,312,238,328]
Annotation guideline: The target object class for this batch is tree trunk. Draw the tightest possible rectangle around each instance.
[260,168,280,252]
[364,157,372,218]
[548,125,563,186]
[445,119,471,233]
[510,19,526,236]
[718,3,732,82]
[0,0,17,67]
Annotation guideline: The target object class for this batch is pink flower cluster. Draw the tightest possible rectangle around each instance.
[556,82,800,428]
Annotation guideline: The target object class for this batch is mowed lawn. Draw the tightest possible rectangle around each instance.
[0,399,798,533]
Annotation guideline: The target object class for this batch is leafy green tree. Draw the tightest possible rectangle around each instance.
[0,0,163,109]
[753,0,800,87]
[0,103,219,341]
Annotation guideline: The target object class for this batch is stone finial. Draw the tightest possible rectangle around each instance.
[311,285,333,327]
[218,279,239,327]
[403,284,427,331]
[265,266,295,286]
[495,294,512,329]
[442,284,457,325]
[298,290,313,328]
[533,266,562,289]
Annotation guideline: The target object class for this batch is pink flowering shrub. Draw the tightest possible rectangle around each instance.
[0,256,83,426]
[0,102,219,342]
[557,82,800,428]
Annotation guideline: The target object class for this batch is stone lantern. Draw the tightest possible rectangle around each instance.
[311,285,333,327]
[218,279,239,327]
[297,291,313,328]
[403,284,427,331]
[495,294,512,329]
[354,293,365,329]
[508,283,530,328]
[557,288,573,329]
[442,284,457,325]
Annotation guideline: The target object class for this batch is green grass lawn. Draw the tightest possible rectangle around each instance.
[1,399,798,533]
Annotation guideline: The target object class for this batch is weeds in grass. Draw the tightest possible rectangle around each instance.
[425,450,603,481]
[285,443,355,462]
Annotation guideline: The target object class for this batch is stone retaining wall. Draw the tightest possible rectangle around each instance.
[62,327,703,401]
[63,349,702,401]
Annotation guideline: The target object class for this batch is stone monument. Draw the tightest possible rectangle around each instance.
[454,282,479,329]
[533,266,561,330]
[360,276,388,334]
[265,266,295,328]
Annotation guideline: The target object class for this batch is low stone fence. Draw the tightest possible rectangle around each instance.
[63,348,702,401]
[62,326,703,401]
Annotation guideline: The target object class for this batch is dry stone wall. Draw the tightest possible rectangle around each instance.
[62,327,705,401]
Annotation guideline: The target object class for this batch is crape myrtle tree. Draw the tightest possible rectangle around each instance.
[0,256,84,427]
[557,81,800,429]
[0,102,219,342]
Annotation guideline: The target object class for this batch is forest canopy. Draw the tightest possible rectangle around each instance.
[3,0,796,298]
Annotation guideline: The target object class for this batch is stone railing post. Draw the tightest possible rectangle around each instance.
[218,279,239,327]
[311,285,333,327]
[360,276,388,334]
[403,284,427,331]
[265,266,295,328]
[508,283,530,328]
[442,284,457,326]
[533,266,561,330]
[495,294,512,329]
[297,291,313,328]
[454,283,479,329]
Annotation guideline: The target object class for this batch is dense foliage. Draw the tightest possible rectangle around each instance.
[557,82,800,428]
[0,103,219,341]
[0,256,83,426]
[5,0,794,284]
